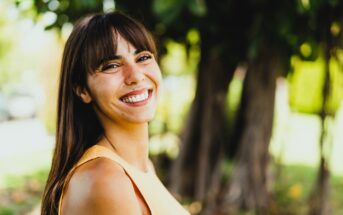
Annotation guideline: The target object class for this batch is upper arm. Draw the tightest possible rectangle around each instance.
[61,158,141,215]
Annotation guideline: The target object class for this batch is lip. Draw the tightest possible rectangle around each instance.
[120,89,149,98]
[119,89,153,107]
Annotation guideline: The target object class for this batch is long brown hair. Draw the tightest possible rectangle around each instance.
[41,11,157,215]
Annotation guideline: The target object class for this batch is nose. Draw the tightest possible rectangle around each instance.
[124,63,145,85]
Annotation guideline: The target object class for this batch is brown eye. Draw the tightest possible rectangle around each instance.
[137,54,152,62]
[103,63,119,70]
[99,62,121,73]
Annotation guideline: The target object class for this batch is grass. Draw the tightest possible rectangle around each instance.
[0,168,48,215]
[272,164,343,215]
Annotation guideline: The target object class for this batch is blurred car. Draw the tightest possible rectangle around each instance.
[7,93,37,119]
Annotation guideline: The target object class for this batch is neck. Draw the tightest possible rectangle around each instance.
[100,122,150,172]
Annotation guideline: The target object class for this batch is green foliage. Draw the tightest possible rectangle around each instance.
[288,56,324,114]
[187,0,206,17]
[31,0,103,29]
[288,54,343,115]
[160,31,200,76]
[161,41,189,75]
[327,59,343,114]
[0,3,18,88]
[153,0,206,25]
[153,0,185,25]
[226,71,244,130]
[0,207,13,215]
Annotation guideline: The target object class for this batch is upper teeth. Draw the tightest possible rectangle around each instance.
[122,91,149,103]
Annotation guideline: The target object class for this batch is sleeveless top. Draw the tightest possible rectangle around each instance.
[58,145,190,215]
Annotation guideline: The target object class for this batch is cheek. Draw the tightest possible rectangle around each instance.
[146,65,162,88]
[87,75,120,102]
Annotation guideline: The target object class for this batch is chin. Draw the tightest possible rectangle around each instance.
[127,113,156,124]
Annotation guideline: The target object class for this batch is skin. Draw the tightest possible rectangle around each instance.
[61,34,162,215]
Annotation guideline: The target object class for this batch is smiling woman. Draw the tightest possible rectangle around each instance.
[41,12,190,215]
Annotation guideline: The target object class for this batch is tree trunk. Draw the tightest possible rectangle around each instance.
[169,42,235,205]
[307,5,335,213]
[308,40,332,215]
[218,47,279,214]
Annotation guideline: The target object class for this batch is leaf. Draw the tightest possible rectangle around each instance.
[187,0,207,17]
[153,0,186,24]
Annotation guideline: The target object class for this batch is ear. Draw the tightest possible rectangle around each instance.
[74,86,92,104]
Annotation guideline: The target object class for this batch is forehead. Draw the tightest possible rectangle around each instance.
[115,34,137,55]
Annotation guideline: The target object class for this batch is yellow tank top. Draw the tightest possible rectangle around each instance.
[58,145,190,215]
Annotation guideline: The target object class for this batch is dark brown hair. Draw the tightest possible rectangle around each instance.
[41,11,157,215]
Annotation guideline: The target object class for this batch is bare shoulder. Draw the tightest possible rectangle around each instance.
[61,157,141,215]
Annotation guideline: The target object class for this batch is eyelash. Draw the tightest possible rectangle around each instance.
[102,63,120,71]
[137,54,152,62]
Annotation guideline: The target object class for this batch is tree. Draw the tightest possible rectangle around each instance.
[165,0,252,204]
[304,2,343,215]
[217,1,343,214]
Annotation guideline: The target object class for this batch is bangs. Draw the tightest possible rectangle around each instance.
[81,13,157,74]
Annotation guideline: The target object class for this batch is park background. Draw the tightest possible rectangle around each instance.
[0,0,342,214]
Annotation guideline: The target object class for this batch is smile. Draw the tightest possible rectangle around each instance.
[120,89,152,105]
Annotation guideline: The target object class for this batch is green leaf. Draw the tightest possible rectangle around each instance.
[187,0,207,16]
[153,0,186,24]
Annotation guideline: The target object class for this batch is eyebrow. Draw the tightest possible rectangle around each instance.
[111,49,150,60]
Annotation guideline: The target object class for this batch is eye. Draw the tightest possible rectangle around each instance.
[103,63,119,70]
[137,54,153,63]
[99,62,121,73]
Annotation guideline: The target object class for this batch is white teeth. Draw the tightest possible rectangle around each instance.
[122,91,149,103]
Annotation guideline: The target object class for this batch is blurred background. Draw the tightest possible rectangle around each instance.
[0,0,342,214]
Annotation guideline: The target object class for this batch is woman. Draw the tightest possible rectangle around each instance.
[41,11,190,215]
